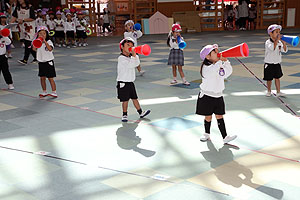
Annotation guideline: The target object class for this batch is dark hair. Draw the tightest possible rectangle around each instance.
[200,58,213,78]
[16,0,30,10]
[167,32,175,47]
[36,30,50,41]
[121,39,134,51]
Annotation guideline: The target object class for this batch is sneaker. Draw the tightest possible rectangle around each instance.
[58,44,62,48]
[277,92,285,97]
[72,45,77,48]
[7,54,12,58]
[170,80,177,85]
[31,59,38,64]
[140,109,151,118]
[183,80,190,86]
[21,43,25,48]
[122,115,128,122]
[8,84,14,90]
[39,92,48,98]
[63,44,66,47]
[266,91,271,97]
[83,43,87,47]
[200,133,210,142]
[18,59,27,65]
[67,45,71,49]
[139,70,145,76]
[49,92,58,98]
[78,43,82,47]
[223,135,237,144]
[11,44,15,49]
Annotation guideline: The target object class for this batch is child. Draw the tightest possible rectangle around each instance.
[264,24,287,97]
[40,11,48,27]
[167,24,190,85]
[102,8,112,34]
[117,37,151,122]
[197,44,237,144]
[32,26,57,98]
[54,11,65,47]
[35,9,43,27]
[47,11,56,43]
[75,11,88,47]
[124,20,145,76]
[0,26,14,90]
[0,13,12,58]
[64,13,76,48]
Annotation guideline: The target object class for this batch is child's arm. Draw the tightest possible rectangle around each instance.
[3,37,11,46]
[118,55,140,69]
[221,59,233,79]
[64,22,67,33]
[265,40,275,51]
[44,40,53,52]
[136,30,143,39]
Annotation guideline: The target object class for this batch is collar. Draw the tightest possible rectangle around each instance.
[269,38,274,43]
[121,53,132,57]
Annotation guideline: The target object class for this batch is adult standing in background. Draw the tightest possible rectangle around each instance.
[10,0,36,65]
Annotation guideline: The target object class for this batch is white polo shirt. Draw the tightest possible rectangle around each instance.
[264,38,288,64]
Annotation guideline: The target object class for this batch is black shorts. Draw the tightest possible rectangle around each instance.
[76,30,87,39]
[38,60,56,78]
[196,93,225,116]
[263,63,283,81]
[55,31,65,39]
[248,18,255,22]
[117,82,138,102]
[66,31,75,39]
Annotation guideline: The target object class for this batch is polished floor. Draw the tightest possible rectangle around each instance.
[0,29,300,200]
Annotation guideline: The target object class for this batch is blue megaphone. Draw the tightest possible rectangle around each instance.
[134,23,141,31]
[281,35,299,47]
[177,36,186,49]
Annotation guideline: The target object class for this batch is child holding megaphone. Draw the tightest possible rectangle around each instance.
[117,37,151,122]
[124,20,145,76]
[167,24,190,85]
[197,44,237,144]
[32,26,58,98]
[264,24,288,97]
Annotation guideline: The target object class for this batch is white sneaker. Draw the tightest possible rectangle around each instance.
[21,43,25,48]
[11,44,15,49]
[72,45,77,48]
[58,44,62,48]
[49,92,58,98]
[83,43,87,47]
[200,133,210,142]
[223,135,237,144]
[8,84,14,90]
[170,80,177,85]
[67,45,71,49]
[7,53,12,58]
[266,91,271,97]
[139,70,145,76]
[63,44,66,47]
[277,92,285,97]
[183,80,190,86]
[140,110,151,118]
[39,92,48,98]
[122,115,128,122]
[78,43,82,47]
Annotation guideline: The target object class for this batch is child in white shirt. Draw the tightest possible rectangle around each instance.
[54,11,65,47]
[32,26,57,98]
[75,11,88,47]
[64,13,76,48]
[197,44,237,144]
[117,37,151,122]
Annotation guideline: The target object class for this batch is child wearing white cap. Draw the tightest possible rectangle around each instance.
[117,37,150,122]
[124,20,145,76]
[264,24,287,97]
[197,44,237,144]
[54,11,65,47]
[64,13,76,48]
[32,26,57,98]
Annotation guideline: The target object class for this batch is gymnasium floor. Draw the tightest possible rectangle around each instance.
[0,29,300,200]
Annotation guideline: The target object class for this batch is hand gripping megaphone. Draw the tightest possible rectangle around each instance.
[217,43,249,58]
[281,35,299,47]
[32,37,43,48]
[0,28,10,37]
[177,36,186,49]
[129,44,151,56]
[134,23,141,31]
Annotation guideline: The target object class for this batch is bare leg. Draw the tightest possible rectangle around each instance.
[122,101,129,112]
[40,77,46,91]
[172,65,177,78]
[132,99,141,110]
[205,115,212,122]
[48,78,56,92]
[178,65,185,78]
[275,78,281,93]
[267,80,272,92]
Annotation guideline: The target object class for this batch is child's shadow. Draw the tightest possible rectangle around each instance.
[116,122,156,157]
[201,141,284,199]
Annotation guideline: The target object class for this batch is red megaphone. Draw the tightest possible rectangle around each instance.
[217,43,249,58]
[32,37,43,48]
[129,44,151,56]
[0,28,10,37]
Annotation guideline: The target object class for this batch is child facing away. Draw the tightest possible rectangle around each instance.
[64,13,76,48]
[197,44,237,144]
[124,20,145,76]
[75,11,88,47]
[264,24,287,97]
[0,13,12,58]
[117,37,151,122]
[32,26,57,98]
[0,25,14,90]
[167,24,190,85]
[54,11,65,47]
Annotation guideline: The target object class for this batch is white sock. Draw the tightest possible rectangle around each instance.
[173,77,177,80]
[182,77,186,82]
